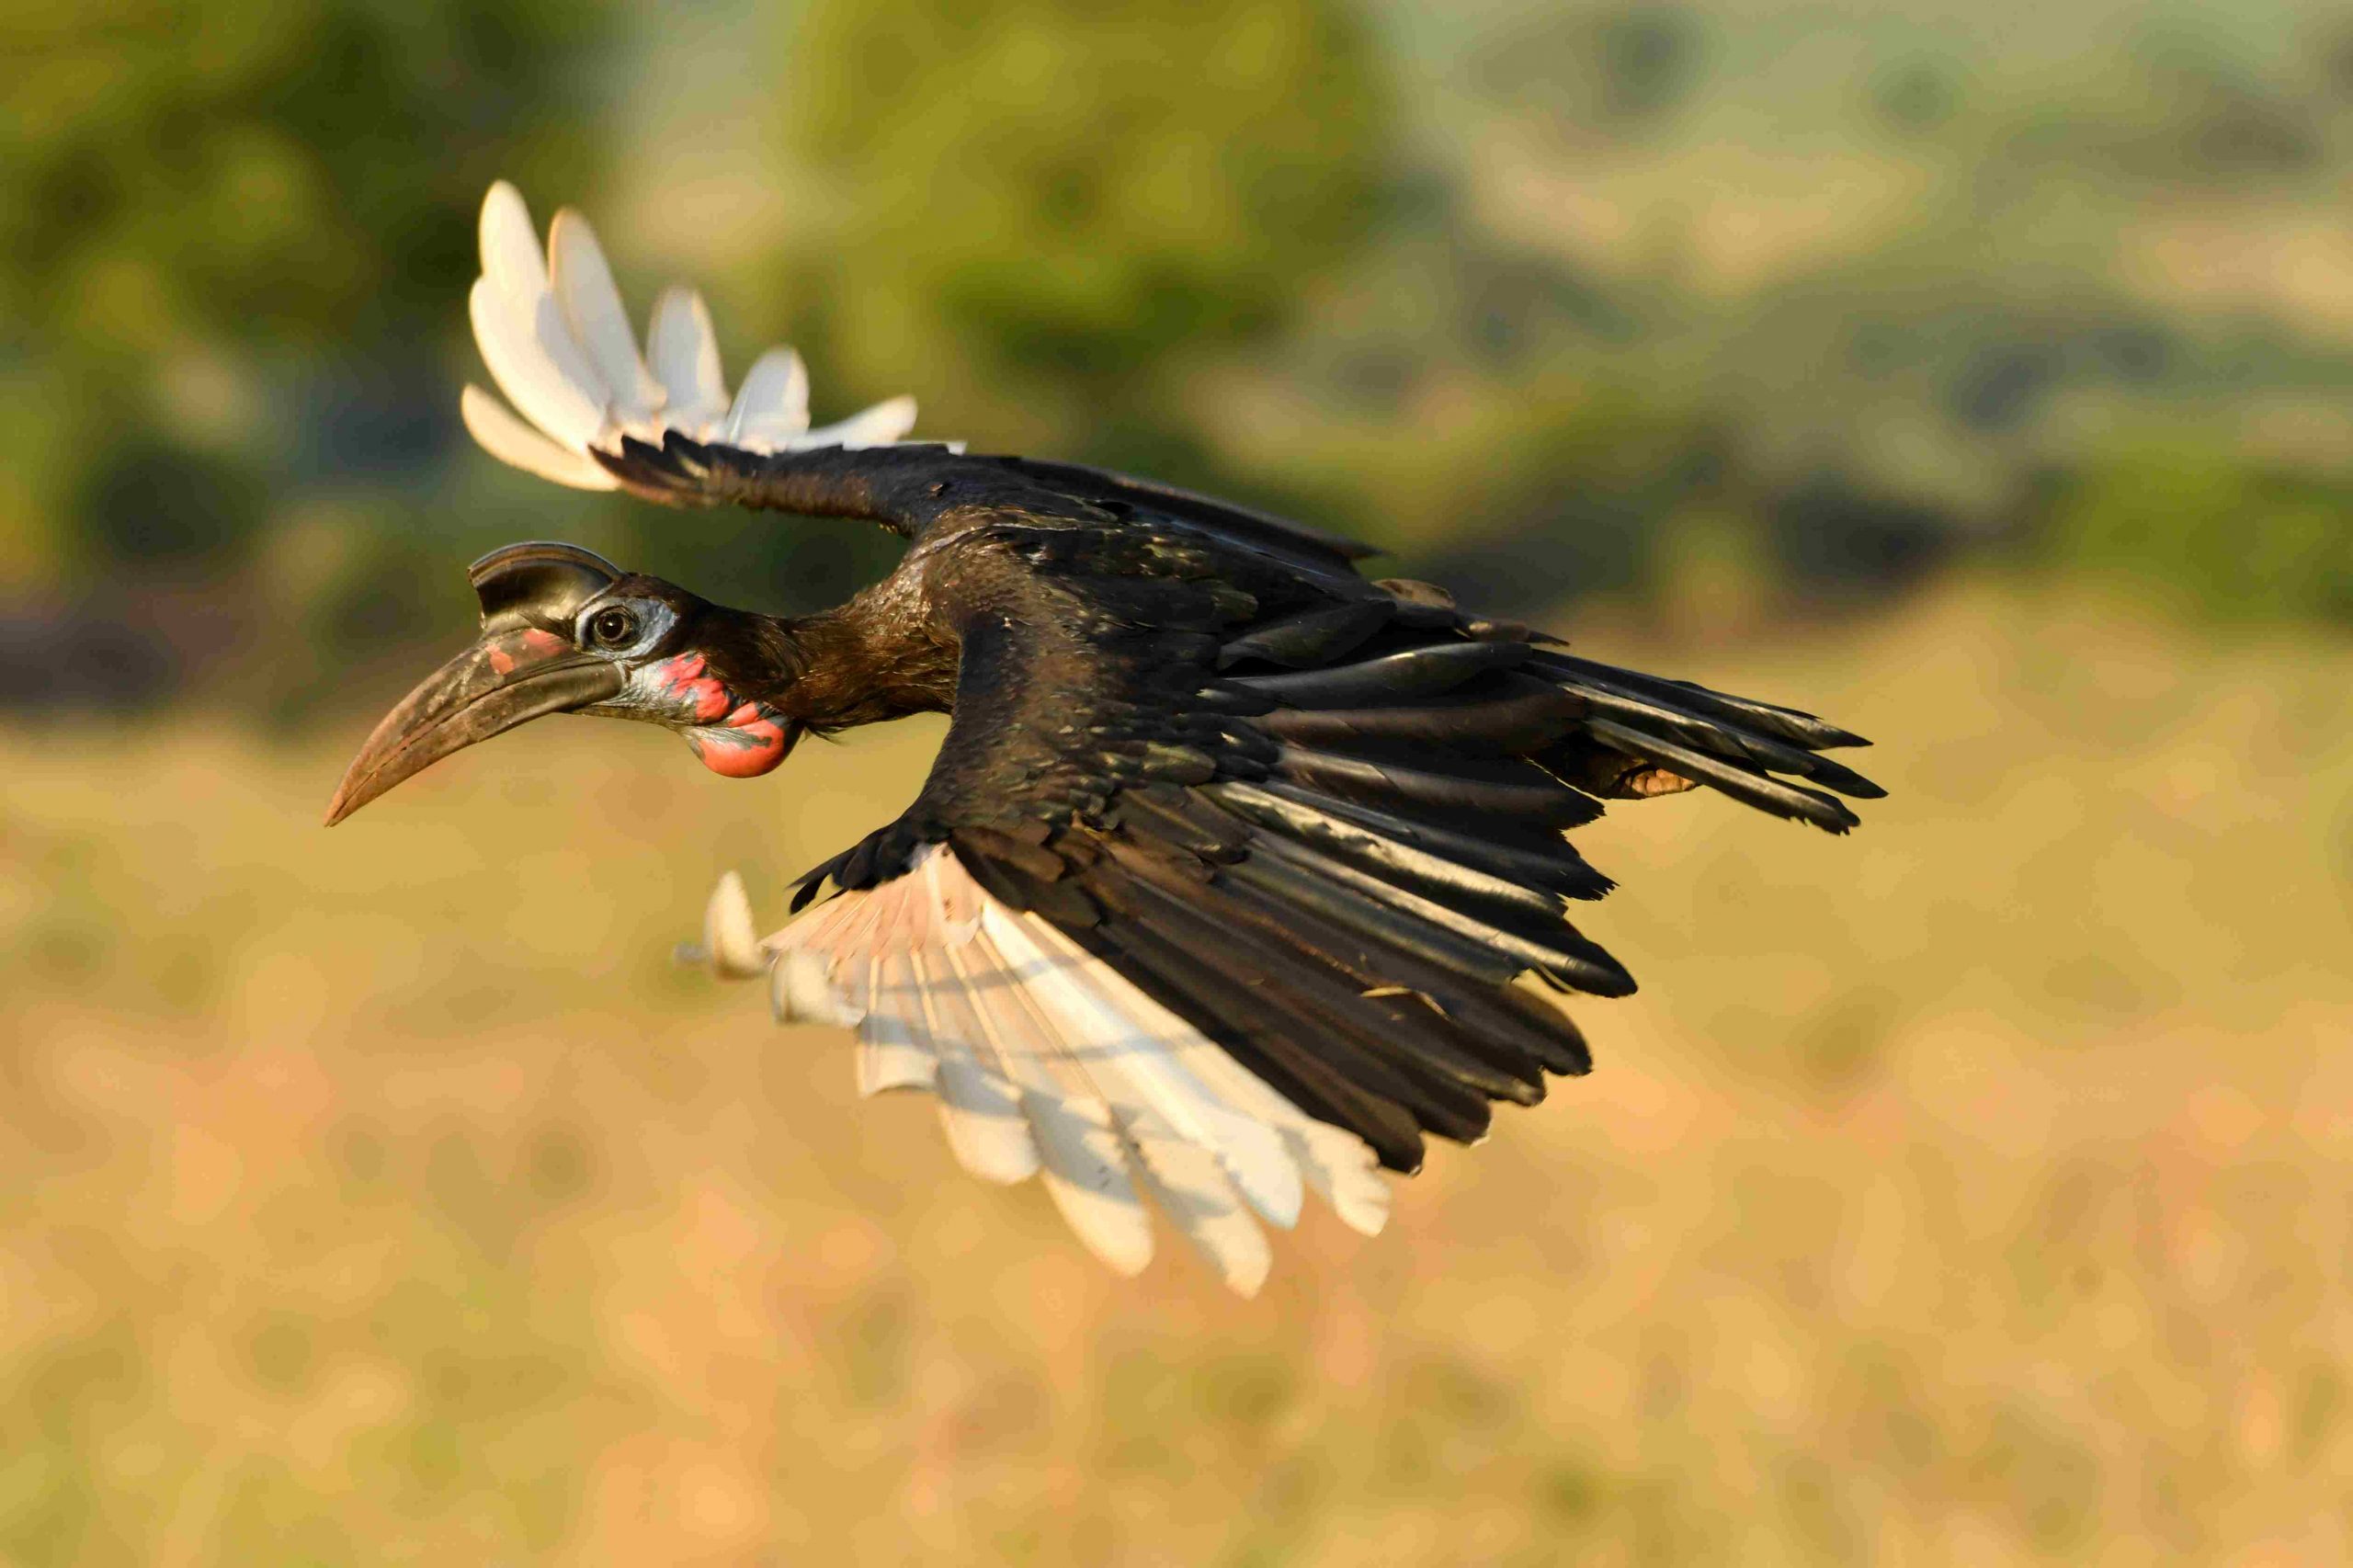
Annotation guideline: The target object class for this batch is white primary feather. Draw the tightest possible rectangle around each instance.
[772,880,881,961]
[772,948,861,1027]
[702,870,765,979]
[1029,1092,1156,1277]
[813,891,896,978]
[477,181,547,301]
[645,286,730,440]
[948,936,1154,1276]
[864,864,933,960]
[468,278,608,451]
[749,845,1386,1290]
[803,395,920,450]
[1006,931,1277,1290]
[792,892,920,1099]
[724,347,811,451]
[858,956,939,1096]
[548,208,663,430]
[459,385,617,492]
[1122,1122,1271,1296]
[908,949,1044,1186]
[462,181,946,484]
[1177,1044,1392,1238]
[987,906,1306,1230]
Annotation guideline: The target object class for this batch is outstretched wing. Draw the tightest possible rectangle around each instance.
[456,181,1389,568]
[695,499,1881,1295]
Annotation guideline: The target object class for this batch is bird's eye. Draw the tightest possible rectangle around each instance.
[589,606,638,646]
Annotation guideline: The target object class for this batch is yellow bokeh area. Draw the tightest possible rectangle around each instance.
[5,584,2347,1563]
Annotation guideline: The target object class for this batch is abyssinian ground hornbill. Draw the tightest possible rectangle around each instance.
[329,183,1884,1293]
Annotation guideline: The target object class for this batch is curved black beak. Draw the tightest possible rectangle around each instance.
[324,628,625,824]
[326,540,631,825]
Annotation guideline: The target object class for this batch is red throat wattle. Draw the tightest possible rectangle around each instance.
[645,652,793,778]
[686,705,791,777]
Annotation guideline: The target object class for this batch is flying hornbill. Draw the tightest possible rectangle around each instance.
[328,183,1884,1293]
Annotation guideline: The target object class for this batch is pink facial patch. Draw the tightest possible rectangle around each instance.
[485,628,567,676]
[645,652,734,724]
[642,652,792,778]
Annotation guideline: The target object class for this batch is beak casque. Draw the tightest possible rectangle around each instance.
[324,542,628,824]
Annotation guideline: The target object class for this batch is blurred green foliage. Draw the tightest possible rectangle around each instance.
[0,0,612,587]
[611,0,1400,615]
[3,0,2351,718]
[1470,3,1711,136]
[2038,441,2353,623]
[782,0,1393,406]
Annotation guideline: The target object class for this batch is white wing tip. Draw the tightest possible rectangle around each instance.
[479,179,530,242]
[704,871,765,979]
[755,841,1391,1293]
[675,869,767,978]
[464,181,946,484]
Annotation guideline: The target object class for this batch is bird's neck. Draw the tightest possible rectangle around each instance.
[716,595,961,733]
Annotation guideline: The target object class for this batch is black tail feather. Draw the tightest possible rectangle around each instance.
[1569,720,1863,833]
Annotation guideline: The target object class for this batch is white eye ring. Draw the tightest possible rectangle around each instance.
[577,597,676,657]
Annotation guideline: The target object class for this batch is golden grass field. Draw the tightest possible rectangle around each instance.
[2,582,2348,1565]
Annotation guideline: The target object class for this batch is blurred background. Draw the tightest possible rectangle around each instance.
[3,0,2350,1562]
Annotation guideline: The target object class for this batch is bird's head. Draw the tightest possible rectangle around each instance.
[324,541,799,824]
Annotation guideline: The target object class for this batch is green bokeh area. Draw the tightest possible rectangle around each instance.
[9,0,2353,720]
